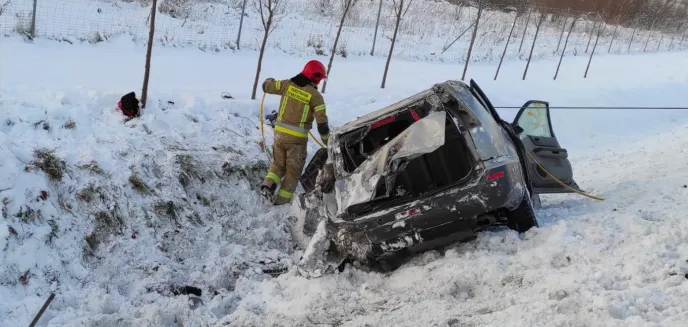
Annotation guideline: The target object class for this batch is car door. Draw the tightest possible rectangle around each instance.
[512,100,581,194]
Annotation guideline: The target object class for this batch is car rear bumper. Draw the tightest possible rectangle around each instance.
[330,158,525,259]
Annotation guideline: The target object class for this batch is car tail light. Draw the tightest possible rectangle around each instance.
[410,110,421,121]
[395,207,421,220]
[371,115,396,129]
[488,171,505,181]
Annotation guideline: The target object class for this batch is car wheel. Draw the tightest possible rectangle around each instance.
[506,190,539,233]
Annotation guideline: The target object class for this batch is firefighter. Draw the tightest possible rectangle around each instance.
[260,60,330,205]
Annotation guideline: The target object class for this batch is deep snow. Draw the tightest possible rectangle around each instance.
[1,35,688,326]
[1,0,685,63]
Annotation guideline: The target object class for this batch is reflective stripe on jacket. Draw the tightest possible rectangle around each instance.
[262,78,329,143]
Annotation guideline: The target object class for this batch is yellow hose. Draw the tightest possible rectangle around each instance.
[259,92,325,150]
[310,131,325,148]
[261,94,598,201]
[259,93,267,152]
[525,151,605,201]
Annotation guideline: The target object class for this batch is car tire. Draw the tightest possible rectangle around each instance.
[506,190,539,233]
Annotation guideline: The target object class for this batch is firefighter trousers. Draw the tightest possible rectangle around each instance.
[262,132,308,205]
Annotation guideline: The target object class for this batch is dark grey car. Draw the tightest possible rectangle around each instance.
[293,79,582,274]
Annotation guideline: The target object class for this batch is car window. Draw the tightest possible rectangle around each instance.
[454,87,506,160]
[455,88,492,121]
[517,103,551,137]
[454,88,502,133]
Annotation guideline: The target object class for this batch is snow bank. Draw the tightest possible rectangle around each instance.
[0,86,302,326]
[1,37,688,325]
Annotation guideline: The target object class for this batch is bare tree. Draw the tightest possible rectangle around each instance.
[461,0,482,81]
[522,11,546,80]
[251,0,287,100]
[141,0,158,109]
[381,0,412,89]
[322,0,358,94]
[0,0,12,17]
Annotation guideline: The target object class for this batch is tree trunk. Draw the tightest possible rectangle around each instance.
[252,26,271,100]
[236,0,248,50]
[461,0,482,81]
[141,0,158,109]
[584,24,604,78]
[381,2,402,89]
[518,9,532,53]
[554,18,577,80]
[627,27,637,52]
[322,2,352,94]
[522,16,544,80]
[555,12,569,53]
[370,0,383,56]
[585,20,598,54]
[494,12,517,80]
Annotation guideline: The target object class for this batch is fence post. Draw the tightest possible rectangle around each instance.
[627,27,637,52]
[522,13,544,81]
[30,0,38,39]
[608,24,618,53]
[236,0,248,50]
[461,0,482,81]
[554,17,577,80]
[494,13,518,80]
[370,0,383,56]
[584,23,604,78]
[518,8,531,53]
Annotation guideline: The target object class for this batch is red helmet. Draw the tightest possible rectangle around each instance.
[301,60,327,84]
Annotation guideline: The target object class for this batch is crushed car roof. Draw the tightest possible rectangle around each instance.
[334,80,470,135]
[334,89,434,135]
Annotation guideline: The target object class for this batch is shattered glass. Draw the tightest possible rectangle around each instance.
[333,110,447,216]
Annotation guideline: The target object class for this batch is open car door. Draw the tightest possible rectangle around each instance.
[512,100,581,194]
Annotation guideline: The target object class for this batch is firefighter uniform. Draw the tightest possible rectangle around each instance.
[261,68,330,205]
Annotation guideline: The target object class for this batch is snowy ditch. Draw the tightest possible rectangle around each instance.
[0,90,308,326]
[2,88,687,326]
[2,44,688,325]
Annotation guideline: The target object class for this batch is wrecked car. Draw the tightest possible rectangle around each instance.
[292,79,582,275]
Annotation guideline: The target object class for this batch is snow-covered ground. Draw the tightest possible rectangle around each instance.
[2,35,688,326]
[1,0,686,63]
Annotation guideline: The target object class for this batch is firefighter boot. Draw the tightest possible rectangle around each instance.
[260,183,277,203]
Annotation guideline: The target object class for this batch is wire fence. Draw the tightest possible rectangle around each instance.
[1,0,687,76]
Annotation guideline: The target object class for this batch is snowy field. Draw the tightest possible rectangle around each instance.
[1,0,686,63]
[2,34,688,326]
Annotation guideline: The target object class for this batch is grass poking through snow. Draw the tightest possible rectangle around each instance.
[77,160,105,176]
[129,173,152,195]
[62,118,76,129]
[83,210,125,259]
[26,149,67,182]
[76,184,99,203]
